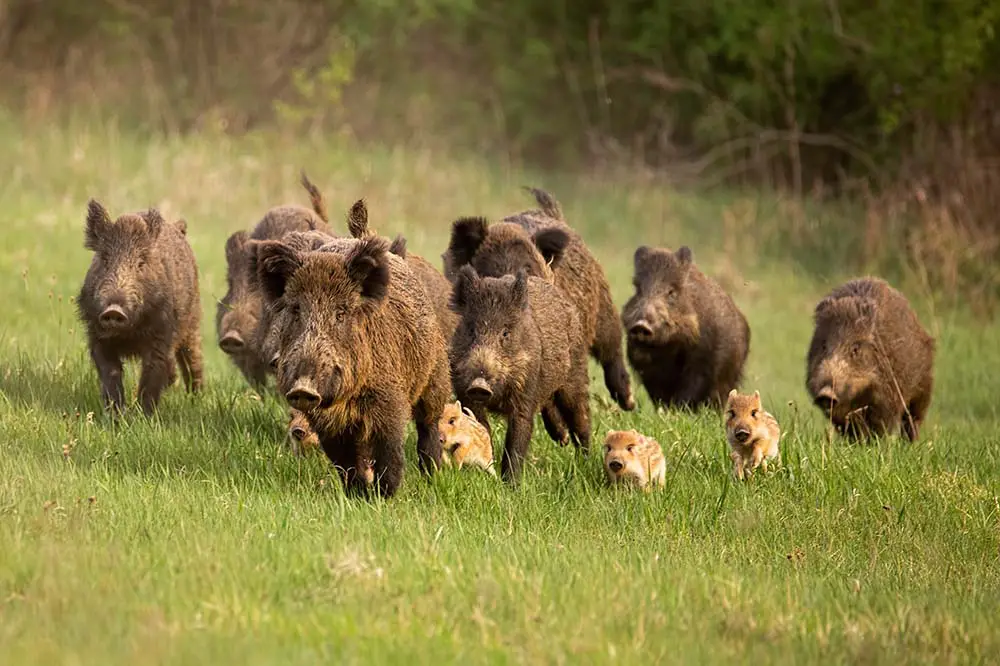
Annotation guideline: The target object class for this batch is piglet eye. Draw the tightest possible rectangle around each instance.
[751,410,758,418]
[627,445,634,453]
[448,417,456,425]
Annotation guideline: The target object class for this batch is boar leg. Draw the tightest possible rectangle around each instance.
[593,293,635,411]
[554,390,591,455]
[541,403,570,445]
[414,357,449,474]
[675,365,713,410]
[91,343,126,413]
[138,347,176,414]
[368,395,408,498]
[501,405,535,484]
[175,329,204,394]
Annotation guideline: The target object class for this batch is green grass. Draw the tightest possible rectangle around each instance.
[1,114,999,665]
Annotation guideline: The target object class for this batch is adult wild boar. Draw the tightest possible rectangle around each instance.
[442,187,634,413]
[806,277,935,441]
[77,200,203,414]
[450,266,591,483]
[216,176,331,388]
[255,235,450,497]
[621,245,750,410]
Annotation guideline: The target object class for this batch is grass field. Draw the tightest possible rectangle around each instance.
[1,115,999,665]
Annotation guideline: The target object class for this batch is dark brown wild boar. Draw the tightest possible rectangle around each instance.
[442,187,634,413]
[806,277,935,441]
[449,266,591,483]
[621,245,750,410]
[216,176,331,388]
[77,200,203,414]
[255,235,450,498]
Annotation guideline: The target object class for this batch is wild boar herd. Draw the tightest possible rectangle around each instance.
[75,175,937,497]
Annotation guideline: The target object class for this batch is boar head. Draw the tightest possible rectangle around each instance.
[83,200,166,336]
[622,245,700,347]
[217,230,263,357]
[449,265,535,408]
[444,217,570,282]
[807,295,883,421]
[256,235,392,413]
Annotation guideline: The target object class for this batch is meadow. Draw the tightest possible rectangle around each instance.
[1,115,999,664]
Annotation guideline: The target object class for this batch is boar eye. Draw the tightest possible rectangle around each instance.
[501,328,509,339]
[850,342,862,356]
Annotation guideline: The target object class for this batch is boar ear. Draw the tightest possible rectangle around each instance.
[345,235,391,301]
[85,199,113,250]
[633,245,653,271]
[175,218,188,236]
[143,208,164,241]
[225,230,249,265]
[511,269,530,310]
[676,246,693,267]
[347,199,372,239]
[451,264,480,311]
[448,217,489,269]
[300,170,329,224]
[532,227,570,269]
[814,296,835,317]
[389,234,407,258]
[256,241,304,302]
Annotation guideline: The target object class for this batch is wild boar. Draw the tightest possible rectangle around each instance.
[449,266,591,483]
[438,401,495,475]
[77,200,203,414]
[442,187,634,413]
[255,235,450,497]
[216,188,330,388]
[806,277,935,441]
[621,245,750,410]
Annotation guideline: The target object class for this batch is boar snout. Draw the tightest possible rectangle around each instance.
[733,427,751,443]
[286,378,322,411]
[219,331,246,354]
[466,376,494,401]
[814,386,838,414]
[628,319,654,341]
[607,459,624,473]
[99,304,129,326]
[289,425,308,441]
[268,353,279,370]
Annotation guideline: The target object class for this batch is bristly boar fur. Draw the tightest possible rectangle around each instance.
[806,276,935,441]
[256,235,451,498]
[441,187,634,414]
[621,245,750,410]
[216,191,332,388]
[449,266,591,483]
[77,200,203,414]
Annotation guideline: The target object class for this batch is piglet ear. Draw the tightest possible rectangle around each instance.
[752,390,762,407]
[728,389,738,399]
[532,227,570,270]
[85,199,113,251]
[450,264,480,312]
[143,208,164,241]
[256,240,304,302]
[344,235,391,301]
[448,217,489,271]
[347,199,373,239]
[511,269,529,310]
